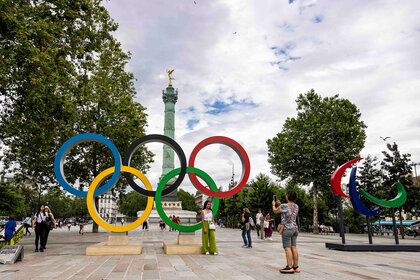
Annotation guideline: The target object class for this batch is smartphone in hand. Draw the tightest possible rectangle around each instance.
[273,195,278,204]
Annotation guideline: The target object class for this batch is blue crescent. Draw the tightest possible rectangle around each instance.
[349,167,380,217]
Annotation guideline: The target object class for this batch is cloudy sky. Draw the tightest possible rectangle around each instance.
[103,0,420,194]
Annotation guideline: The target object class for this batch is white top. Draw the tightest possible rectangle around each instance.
[23,217,32,225]
[256,213,263,225]
[36,212,47,223]
[203,210,213,221]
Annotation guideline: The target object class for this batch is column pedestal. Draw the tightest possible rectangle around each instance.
[163,232,203,255]
[86,232,142,256]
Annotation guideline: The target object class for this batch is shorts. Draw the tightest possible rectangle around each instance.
[282,228,298,248]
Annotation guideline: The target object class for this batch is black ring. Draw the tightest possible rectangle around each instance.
[122,134,187,197]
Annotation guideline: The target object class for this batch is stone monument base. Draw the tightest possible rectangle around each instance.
[86,234,142,256]
[164,232,203,255]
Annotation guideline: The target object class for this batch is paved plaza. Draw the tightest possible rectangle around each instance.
[1,225,420,280]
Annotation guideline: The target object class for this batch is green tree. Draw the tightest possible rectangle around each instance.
[246,173,279,215]
[343,207,366,233]
[223,188,249,228]
[177,189,200,213]
[355,155,383,224]
[267,90,367,233]
[0,181,28,217]
[0,1,153,232]
[117,191,148,218]
[381,142,414,239]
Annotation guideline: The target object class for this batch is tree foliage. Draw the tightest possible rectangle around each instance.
[117,191,148,218]
[381,142,415,238]
[0,1,153,232]
[267,89,366,232]
[177,189,200,213]
[0,181,28,217]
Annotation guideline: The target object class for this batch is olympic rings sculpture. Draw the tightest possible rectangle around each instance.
[54,133,250,232]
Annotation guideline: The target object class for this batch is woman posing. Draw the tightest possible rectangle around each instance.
[32,205,47,252]
[264,213,273,240]
[241,208,252,248]
[273,189,300,274]
[201,200,218,255]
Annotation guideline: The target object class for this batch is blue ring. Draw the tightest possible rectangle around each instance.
[54,133,121,197]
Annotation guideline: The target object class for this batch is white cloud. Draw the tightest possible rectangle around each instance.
[104,0,420,194]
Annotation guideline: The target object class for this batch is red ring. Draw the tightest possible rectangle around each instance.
[188,136,250,198]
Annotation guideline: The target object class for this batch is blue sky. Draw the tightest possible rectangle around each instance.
[103,0,420,193]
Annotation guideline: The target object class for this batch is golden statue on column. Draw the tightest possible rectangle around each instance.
[167,69,175,86]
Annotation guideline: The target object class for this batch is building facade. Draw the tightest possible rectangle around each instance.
[98,190,119,221]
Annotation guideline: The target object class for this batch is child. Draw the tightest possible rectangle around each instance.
[5,215,17,245]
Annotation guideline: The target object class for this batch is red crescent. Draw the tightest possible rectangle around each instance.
[330,158,363,198]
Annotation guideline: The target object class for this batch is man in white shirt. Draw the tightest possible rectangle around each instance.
[256,209,263,238]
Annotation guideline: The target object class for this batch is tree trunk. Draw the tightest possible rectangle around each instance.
[399,207,404,239]
[92,196,99,233]
[313,183,319,234]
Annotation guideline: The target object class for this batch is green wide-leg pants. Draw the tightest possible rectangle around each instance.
[202,221,217,254]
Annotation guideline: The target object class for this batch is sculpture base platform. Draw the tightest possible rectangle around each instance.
[326,242,420,251]
[164,234,203,255]
[86,235,142,256]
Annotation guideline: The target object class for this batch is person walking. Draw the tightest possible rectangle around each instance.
[121,218,125,226]
[273,189,300,274]
[259,211,265,240]
[201,200,218,255]
[67,219,71,231]
[4,215,17,245]
[79,218,86,235]
[44,206,56,249]
[241,208,252,248]
[264,213,273,240]
[32,205,47,252]
[146,217,150,231]
[256,209,263,238]
[168,216,173,231]
[23,216,32,236]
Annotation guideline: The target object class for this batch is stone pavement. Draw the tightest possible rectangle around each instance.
[1,224,420,280]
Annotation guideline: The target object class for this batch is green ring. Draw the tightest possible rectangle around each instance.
[155,167,220,232]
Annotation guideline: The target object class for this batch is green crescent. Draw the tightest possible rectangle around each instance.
[359,182,407,208]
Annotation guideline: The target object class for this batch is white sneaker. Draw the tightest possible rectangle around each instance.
[214,252,218,255]
[205,252,210,255]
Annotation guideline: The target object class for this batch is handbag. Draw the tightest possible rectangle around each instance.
[263,221,269,229]
[209,222,216,230]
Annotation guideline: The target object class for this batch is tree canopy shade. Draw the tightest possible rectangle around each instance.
[267,89,367,233]
[0,0,153,232]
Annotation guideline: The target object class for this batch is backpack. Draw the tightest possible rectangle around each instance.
[249,217,255,227]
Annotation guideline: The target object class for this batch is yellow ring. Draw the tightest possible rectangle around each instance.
[87,166,154,232]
